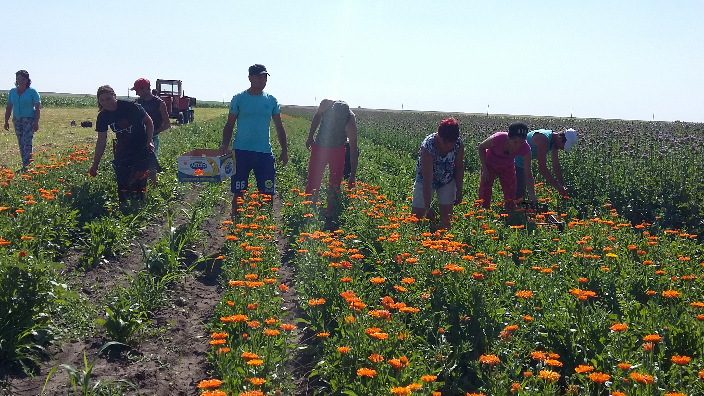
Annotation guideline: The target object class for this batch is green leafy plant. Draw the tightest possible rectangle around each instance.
[42,341,135,396]
[95,294,149,344]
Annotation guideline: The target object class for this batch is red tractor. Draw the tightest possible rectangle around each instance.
[155,79,196,124]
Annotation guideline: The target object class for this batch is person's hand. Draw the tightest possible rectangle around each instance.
[454,191,463,205]
[89,164,98,177]
[557,185,569,197]
[306,137,314,151]
[279,151,288,166]
[148,140,155,152]
[32,121,39,132]
[218,144,229,154]
[3,121,9,131]
[346,175,356,190]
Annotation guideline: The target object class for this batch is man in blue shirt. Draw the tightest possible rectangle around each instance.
[219,64,288,214]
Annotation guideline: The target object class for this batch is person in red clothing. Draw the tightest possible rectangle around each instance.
[477,122,536,209]
[305,99,358,227]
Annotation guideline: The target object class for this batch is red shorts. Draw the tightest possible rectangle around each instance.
[305,144,346,194]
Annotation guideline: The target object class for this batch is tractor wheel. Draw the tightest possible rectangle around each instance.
[177,112,184,124]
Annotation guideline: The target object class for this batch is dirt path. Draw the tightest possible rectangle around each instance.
[5,188,229,396]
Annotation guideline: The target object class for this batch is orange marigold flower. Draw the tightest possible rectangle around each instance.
[204,391,227,396]
[265,318,279,325]
[401,277,415,284]
[247,359,264,366]
[643,334,662,342]
[369,353,384,363]
[357,367,377,378]
[280,323,296,330]
[531,351,547,361]
[247,377,266,385]
[279,283,289,291]
[337,346,350,353]
[574,365,595,373]
[671,355,691,365]
[390,386,411,395]
[369,332,389,340]
[421,375,437,382]
[516,290,534,298]
[247,321,261,328]
[309,298,326,306]
[662,289,681,298]
[545,359,562,368]
[370,277,386,284]
[629,372,654,384]
[216,347,230,354]
[407,383,422,391]
[523,315,533,321]
[588,372,611,383]
[317,332,330,338]
[699,369,704,379]
[241,351,259,360]
[538,370,560,382]
[209,339,226,345]
[610,323,628,331]
[197,379,224,389]
[263,329,280,336]
[479,354,501,365]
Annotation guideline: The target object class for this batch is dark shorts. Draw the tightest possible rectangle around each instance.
[231,149,276,195]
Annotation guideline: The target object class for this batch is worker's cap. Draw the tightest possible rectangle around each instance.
[564,128,578,153]
[248,64,270,76]
[130,78,150,90]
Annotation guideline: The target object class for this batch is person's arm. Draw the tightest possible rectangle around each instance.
[454,142,464,205]
[420,148,434,215]
[32,103,41,132]
[345,114,359,187]
[477,136,494,184]
[219,113,238,152]
[144,113,154,150]
[523,152,537,206]
[89,132,108,176]
[551,148,566,190]
[272,114,288,166]
[307,99,332,151]
[3,103,11,131]
[155,101,171,134]
[533,134,564,193]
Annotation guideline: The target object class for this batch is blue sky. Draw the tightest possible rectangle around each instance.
[4,0,703,122]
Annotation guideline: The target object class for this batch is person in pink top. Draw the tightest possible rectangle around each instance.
[477,122,536,209]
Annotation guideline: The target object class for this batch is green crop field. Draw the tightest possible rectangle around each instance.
[1,97,703,396]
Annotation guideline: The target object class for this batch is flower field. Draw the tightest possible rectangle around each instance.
[2,104,703,396]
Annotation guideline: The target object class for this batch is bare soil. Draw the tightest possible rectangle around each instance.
[4,186,228,396]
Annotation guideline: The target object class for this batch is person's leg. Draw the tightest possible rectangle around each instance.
[305,144,328,205]
[497,164,518,209]
[478,165,496,209]
[325,145,346,215]
[14,118,34,169]
[152,134,160,158]
[411,181,436,222]
[149,136,159,185]
[231,150,253,214]
[436,182,457,229]
[515,166,526,201]
[252,151,276,196]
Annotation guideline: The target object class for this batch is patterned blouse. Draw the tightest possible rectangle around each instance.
[414,133,463,189]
